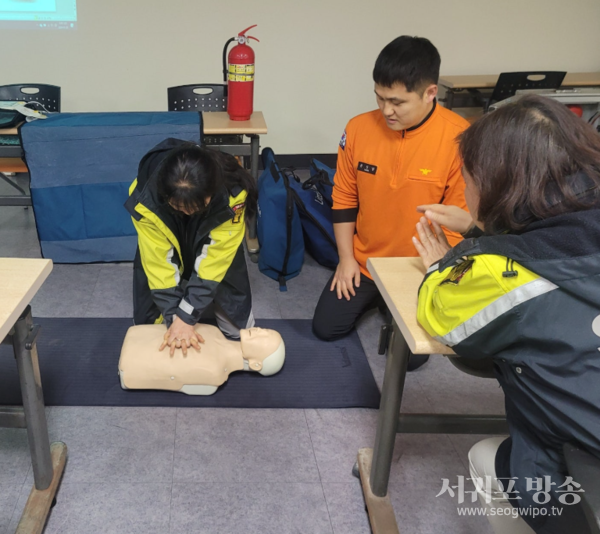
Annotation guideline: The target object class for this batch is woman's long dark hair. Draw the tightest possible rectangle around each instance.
[156,143,257,220]
[458,95,600,234]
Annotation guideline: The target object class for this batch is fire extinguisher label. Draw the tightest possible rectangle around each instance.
[229,64,254,74]
[228,73,254,82]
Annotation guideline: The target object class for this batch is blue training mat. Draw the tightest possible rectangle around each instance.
[0,318,380,409]
[20,112,203,263]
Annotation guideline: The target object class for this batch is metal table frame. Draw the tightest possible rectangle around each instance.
[1,305,67,534]
[357,322,509,533]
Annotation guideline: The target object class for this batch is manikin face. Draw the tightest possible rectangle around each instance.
[375,82,438,131]
[462,168,484,230]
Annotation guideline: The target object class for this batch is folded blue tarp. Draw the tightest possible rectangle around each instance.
[20,112,203,263]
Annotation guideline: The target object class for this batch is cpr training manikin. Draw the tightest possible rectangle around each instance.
[119,324,285,395]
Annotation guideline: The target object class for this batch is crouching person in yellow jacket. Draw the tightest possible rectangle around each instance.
[125,139,256,355]
[414,95,600,534]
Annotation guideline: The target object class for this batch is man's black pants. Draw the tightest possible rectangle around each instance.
[312,273,383,341]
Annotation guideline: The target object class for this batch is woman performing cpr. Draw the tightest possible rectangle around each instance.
[126,139,257,355]
[414,95,600,534]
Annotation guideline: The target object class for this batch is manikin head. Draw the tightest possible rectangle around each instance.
[373,35,440,131]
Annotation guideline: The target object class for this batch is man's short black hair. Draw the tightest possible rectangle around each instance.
[373,36,441,93]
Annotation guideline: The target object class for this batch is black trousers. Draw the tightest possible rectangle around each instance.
[312,273,383,341]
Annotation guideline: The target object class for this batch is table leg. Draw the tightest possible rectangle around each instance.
[446,89,455,110]
[249,134,260,183]
[245,134,260,259]
[370,320,410,497]
[12,306,53,490]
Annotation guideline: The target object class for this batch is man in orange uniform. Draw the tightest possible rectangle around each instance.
[312,35,469,370]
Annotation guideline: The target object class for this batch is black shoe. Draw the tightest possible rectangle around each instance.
[407,353,430,372]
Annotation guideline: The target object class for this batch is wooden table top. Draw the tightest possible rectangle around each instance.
[0,113,268,137]
[367,257,454,355]
[438,72,600,90]
[0,258,52,341]
[202,111,267,134]
[0,124,21,135]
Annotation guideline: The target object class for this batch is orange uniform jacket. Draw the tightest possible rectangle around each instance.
[332,102,469,278]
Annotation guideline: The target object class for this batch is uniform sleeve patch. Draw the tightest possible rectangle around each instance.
[339,130,347,150]
[440,259,474,285]
[232,202,245,224]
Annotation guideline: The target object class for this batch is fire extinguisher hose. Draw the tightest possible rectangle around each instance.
[222,37,236,83]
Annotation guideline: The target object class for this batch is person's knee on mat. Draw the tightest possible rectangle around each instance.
[312,318,348,342]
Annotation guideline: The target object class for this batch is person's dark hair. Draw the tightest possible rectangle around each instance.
[157,144,257,220]
[373,35,440,93]
[458,95,600,235]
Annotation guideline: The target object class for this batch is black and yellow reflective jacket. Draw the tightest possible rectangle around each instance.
[418,207,600,533]
[125,138,251,327]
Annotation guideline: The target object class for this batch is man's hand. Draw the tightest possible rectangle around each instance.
[416,204,474,235]
[413,217,452,269]
[159,315,205,357]
[330,257,362,300]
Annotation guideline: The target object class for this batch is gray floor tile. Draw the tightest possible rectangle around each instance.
[9,482,171,534]
[246,254,282,319]
[84,263,134,317]
[387,433,470,489]
[391,482,494,534]
[0,230,41,259]
[414,356,506,415]
[0,484,22,534]
[277,255,333,320]
[305,409,377,484]
[29,264,104,317]
[0,207,34,232]
[170,482,333,534]
[30,407,177,484]
[173,408,320,483]
[0,429,32,486]
[0,204,40,259]
[322,480,371,534]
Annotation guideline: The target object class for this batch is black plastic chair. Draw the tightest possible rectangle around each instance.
[479,71,566,112]
[563,443,600,534]
[167,84,241,146]
[0,83,61,112]
[168,84,227,112]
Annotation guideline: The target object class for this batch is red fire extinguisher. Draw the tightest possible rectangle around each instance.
[223,25,259,121]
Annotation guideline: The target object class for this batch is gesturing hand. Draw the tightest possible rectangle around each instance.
[159,315,205,357]
[416,204,474,235]
[412,216,452,269]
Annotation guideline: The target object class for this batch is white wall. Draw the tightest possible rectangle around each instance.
[3,0,600,154]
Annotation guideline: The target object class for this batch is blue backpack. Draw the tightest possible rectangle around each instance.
[257,147,304,291]
[288,160,338,269]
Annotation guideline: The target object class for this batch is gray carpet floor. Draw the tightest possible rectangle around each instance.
[0,173,502,534]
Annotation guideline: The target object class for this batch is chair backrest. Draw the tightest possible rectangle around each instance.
[563,443,600,534]
[167,84,227,112]
[0,84,61,112]
[490,71,566,106]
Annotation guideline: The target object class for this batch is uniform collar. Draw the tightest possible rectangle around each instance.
[402,99,437,137]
